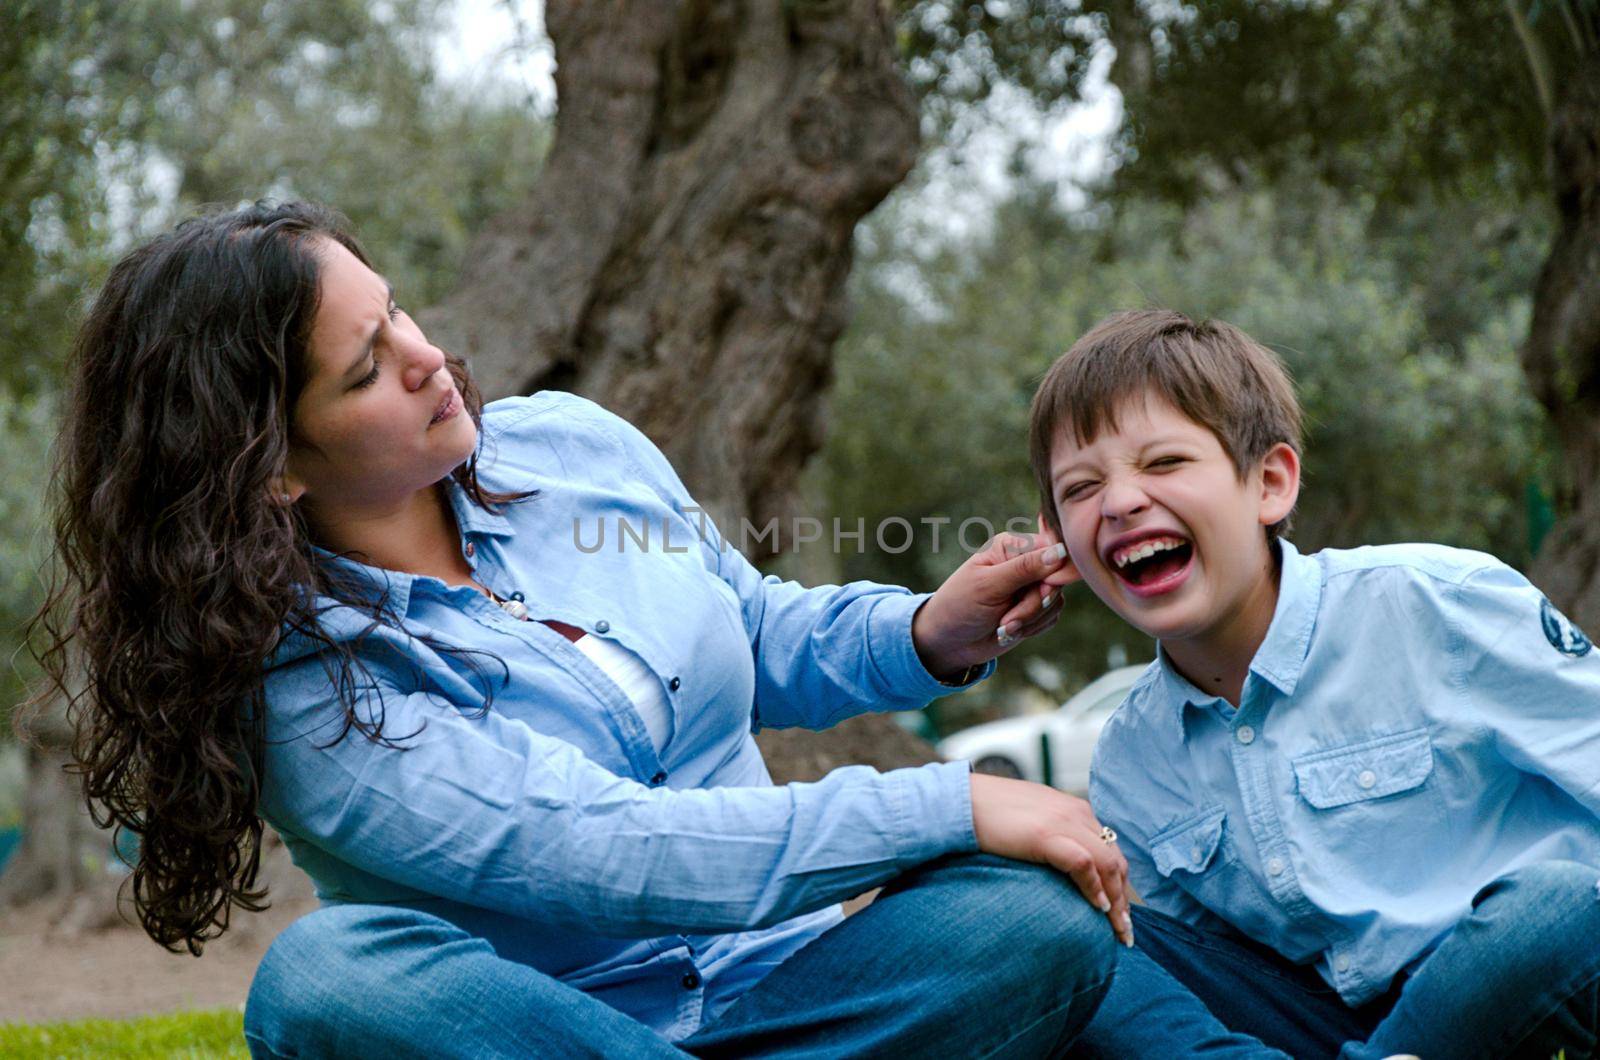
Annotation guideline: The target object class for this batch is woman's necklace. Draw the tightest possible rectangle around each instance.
[481,584,530,621]
[476,582,586,643]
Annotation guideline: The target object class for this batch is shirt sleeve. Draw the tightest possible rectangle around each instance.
[1447,563,1600,818]
[260,656,979,937]
[598,400,994,731]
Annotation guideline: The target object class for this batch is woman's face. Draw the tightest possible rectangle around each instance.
[284,238,477,513]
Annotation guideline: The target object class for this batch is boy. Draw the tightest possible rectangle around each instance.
[1029,310,1600,1058]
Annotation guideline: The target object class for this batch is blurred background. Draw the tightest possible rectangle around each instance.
[1,0,1591,1035]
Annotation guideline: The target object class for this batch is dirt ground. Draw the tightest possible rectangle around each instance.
[0,879,315,1025]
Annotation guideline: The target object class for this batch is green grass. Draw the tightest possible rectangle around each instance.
[0,1009,248,1059]
[0,1009,1572,1058]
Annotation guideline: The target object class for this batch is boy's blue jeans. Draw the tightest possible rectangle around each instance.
[244,854,1122,1058]
[1078,859,1600,1059]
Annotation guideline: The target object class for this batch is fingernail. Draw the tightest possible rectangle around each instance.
[995,624,1012,642]
[1044,543,1067,564]
[1041,593,1055,610]
[1097,897,1111,913]
[1119,912,1133,935]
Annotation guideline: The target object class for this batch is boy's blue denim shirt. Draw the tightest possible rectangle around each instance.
[1091,538,1600,1007]
[255,392,982,1042]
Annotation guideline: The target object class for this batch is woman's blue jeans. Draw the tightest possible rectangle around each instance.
[244,854,1119,1058]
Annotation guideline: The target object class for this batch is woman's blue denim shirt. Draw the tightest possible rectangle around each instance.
[256,392,980,1042]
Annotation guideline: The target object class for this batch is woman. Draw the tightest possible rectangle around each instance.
[33,200,1132,1057]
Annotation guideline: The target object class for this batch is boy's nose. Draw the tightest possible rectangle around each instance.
[1100,478,1151,521]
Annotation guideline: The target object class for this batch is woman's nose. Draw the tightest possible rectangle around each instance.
[400,334,447,391]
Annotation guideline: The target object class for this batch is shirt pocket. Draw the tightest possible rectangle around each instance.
[1291,728,1435,809]
[1150,805,1232,877]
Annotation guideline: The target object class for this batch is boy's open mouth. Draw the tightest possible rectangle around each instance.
[1108,534,1194,593]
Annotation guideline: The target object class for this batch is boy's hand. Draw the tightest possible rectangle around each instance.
[970,773,1134,946]
[911,527,1075,679]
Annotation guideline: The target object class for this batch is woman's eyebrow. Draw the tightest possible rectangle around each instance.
[340,279,396,380]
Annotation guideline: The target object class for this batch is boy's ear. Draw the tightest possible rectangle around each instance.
[1036,511,1082,588]
[1256,442,1301,528]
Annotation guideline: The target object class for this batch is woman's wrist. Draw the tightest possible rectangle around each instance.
[935,662,984,687]
[910,597,975,682]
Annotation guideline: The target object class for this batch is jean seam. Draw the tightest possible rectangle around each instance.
[1142,916,1338,995]
[972,976,1111,1060]
[243,1030,294,1059]
[1488,963,1600,1058]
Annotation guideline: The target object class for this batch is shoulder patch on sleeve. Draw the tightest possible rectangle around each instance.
[1540,596,1593,657]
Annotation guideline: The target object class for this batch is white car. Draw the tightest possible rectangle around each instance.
[937,665,1148,793]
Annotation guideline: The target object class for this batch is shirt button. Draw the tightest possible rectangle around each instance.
[1190,846,1204,865]
[1235,725,1255,745]
[464,541,475,557]
[1357,769,1377,789]
[669,676,681,692]
[681,972,701,990]
[595,619,611,634]
[650,771,667,786]
[1266,857,1285,876]
[1334,955,1351,973]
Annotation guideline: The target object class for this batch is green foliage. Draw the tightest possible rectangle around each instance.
[895,1,1566,208]
[1103,0,1554,209]
[0,1008,247,1059]
[0,392,57,733]
[119,0,550,307]
[1,0,550,391]
[0,2,134,398]
[896,0,1102,134]
[812,175,1551,732]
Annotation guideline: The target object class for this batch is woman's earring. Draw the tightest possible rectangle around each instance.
[281,492,293,504]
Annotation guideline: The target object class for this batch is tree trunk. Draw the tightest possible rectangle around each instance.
[423,0,942,778]
[0,692,125,931]
[1524,55,1600,634]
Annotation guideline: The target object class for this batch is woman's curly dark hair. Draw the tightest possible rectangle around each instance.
[26,201,529,955]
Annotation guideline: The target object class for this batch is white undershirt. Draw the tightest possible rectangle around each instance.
[571,633,675,754]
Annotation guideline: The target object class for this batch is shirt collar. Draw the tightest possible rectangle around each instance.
[1150,537,1323,731]
[1247,538,1321,697]
[310,546,415,616]
[307,475,515,614]
[444,471,515,541]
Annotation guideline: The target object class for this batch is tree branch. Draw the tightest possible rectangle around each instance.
[1557,0,1588,56]
[1505,0,1556,120]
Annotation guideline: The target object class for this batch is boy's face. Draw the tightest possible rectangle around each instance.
[1046,394,1299,650]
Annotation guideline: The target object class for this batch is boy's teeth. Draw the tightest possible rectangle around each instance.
[1115,537,1185,568]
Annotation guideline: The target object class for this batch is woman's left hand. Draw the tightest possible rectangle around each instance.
[911,516,1080,681]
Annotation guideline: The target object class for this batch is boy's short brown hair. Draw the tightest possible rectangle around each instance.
[1028,309,1302,537]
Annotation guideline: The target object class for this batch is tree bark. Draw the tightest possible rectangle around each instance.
[423,0,942,777]
[1524,54,1600,633]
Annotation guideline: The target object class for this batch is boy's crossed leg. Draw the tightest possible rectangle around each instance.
[1103,861,1600,1060]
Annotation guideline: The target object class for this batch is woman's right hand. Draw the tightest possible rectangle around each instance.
[969,773,1134,947]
